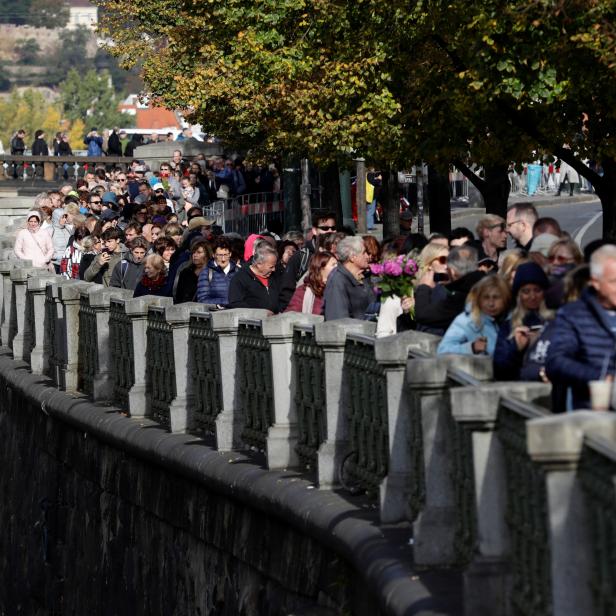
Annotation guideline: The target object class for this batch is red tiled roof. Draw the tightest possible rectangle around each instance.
[135,108,181,130]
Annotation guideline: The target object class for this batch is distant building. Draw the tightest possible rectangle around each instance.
[67,0,98,30]
[119,94,182,132]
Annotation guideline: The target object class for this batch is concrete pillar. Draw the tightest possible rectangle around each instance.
[408,355,493,565]
[9,266,50,360]
[80,285,133,402]
[313,318,376,488]
[56,281,94,391]
[451,382,551,616]
[375,331,443,524]
[207,308,270,451]
[0,260,30,346]
[261,312,323,470]
[111,295,173,417]
[527,411,616,616]
[27,274,59,373]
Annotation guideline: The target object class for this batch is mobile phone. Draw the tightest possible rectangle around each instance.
[433,273,449,283]
[101,248,111,256]
[528,325,543,331]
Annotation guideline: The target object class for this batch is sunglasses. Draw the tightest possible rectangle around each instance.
[318,225,336,231]
[488,223,506,232]
[90,200,101,205]
[432,255,448,265]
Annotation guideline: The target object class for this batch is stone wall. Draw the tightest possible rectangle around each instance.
[0,351,445,616]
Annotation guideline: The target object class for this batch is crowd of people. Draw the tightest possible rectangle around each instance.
[11,157,614,411]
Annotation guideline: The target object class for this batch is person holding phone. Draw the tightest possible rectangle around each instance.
[493,262,554,380]
[84,227,124,286]
[414,244,485,336]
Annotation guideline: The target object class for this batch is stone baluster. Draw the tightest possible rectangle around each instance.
[0,260,30,346]
[56,280,94,391]
[208,308,270,451]
[10,266,50,360]
[527,411,616,616]
[374,330,442,524]
[450,382,552,615]
[113,295,173,417]
[81,285,134,402]
[313,318,376,488]
[407,354,493,565]
[27,273,60,373]
[261,312,323,470]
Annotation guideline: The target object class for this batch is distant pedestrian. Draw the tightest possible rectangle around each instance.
[84,128,104,157]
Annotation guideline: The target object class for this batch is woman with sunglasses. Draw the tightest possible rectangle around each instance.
[544,238,584,308]
[417,243,449,288]
[473,214,507,263]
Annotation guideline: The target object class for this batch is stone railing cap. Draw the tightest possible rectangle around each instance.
[262,312,323,338]
[451,382,551,423]
[527,411,616,464]
[57,280,94,300]
[88,287,133,308]
[121,295,173,315]
[375,330,440,365]
[0,260,29,273]
[209,308,270,331]
[165,301,208,323]
[10,266,50,281]
[27,273,59,291]
[314,318,376,346]
[406,354,492,386]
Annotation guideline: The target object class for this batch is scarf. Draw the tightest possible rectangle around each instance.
[140,272,166,290]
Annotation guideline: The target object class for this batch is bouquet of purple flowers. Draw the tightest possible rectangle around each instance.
[369,255,419,300]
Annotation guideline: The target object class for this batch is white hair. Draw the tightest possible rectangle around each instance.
[590,244,616,278]
[336,236,364,263]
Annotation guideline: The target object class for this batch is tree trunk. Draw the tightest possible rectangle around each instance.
[483,164,511,218]
[597,157,616,241]
[319,161,343,223]
[427,165,451,235]
[380,168,400,239]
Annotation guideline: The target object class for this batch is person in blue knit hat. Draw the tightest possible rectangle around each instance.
[493,261,554,380]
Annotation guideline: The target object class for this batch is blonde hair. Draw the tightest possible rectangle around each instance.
[467,275,510,326]
[547,238,583,265]
[499,249,528,286]
[418,243,449,278]
[144,253,165,274]
[476,214,505,239]
[510,291,553,330]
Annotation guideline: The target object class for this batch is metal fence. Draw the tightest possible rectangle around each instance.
[497,397,552,616]
[188,312,223,437]
[109,299,134,411]
[343,334,388,496]
[579,435,616,616]
[145,307,176,428]
[204,192,284,236]
[292,325,326,470]
[77,294,98,398]
[236,320,274,450]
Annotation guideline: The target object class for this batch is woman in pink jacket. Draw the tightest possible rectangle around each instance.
[14,210,54,268]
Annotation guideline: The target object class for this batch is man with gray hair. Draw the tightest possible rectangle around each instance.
[324,236,376,320]
[228,243,281,312]
[546,244,616,410]
[414,245,484,335]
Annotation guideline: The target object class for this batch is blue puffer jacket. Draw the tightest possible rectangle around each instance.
[546,288,616,409]
[196,259,238,305]
[437,307,501,356]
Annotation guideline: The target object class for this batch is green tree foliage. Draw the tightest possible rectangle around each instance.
[59,68,133,130]
[27,0,69,28]
[0,0,31,25]
[14,38,41,65]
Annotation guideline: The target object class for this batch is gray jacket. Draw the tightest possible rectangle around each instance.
[49,209,71,264]
[109,252,144,290]
[323,265,376,321]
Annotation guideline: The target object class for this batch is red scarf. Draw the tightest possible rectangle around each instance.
[140,272,166,290]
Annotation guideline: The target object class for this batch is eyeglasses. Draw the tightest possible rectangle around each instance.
[90,200,101,205]
[506,220,523,228]
[318,225,336,231]
[550,254,574,264]
[155,189,165,193]
[488,223,507,232]
[432,255,448,265]
[215,252,231,258]
[117,177,127,182]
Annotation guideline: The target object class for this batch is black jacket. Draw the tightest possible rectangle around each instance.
[10,135,25,155]
[415,270,485,336]
[107,131,122,156]
[31,138,49,156]
[228,265,281,312]
[278,238,315,310]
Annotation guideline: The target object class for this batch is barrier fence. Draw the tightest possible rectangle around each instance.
[1,264,616,615]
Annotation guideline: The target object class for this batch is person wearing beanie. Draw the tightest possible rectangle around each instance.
[494,261,554,380]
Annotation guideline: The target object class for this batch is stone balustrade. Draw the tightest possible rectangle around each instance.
[4,264,616,615]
